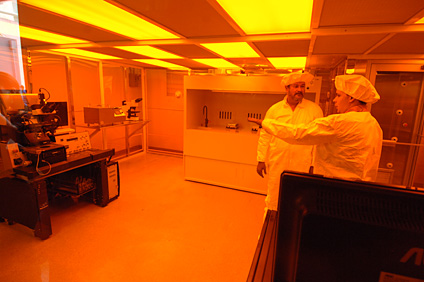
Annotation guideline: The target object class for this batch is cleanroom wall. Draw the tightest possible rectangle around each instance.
[145,69,184,154]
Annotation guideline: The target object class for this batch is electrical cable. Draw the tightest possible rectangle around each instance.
[38,88,51,101]
[35,151,52,176]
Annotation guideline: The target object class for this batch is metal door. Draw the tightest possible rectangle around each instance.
[369,63,424,188]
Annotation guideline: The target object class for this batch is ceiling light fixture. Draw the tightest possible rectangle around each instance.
[19,25,90,44]
[47,48,120,60]
[415,17,424,24]
[193,58,240,69]
[267,57,307,69]
[216,0,313,34]
[200,42,260,58]
[20,0,180,40]
[134,59,189,70]
[116,46,182,59]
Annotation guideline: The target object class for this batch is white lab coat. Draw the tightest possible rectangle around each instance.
[257,97,323,210]
[262,111,383,182]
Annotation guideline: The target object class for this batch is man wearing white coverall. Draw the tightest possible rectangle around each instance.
[249,75,383,183]
[256,71,323,211]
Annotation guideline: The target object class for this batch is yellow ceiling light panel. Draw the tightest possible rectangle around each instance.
[268,57,307,69]
[216,0,313,34]
[193,58,240,69]
[49,49,120,60]
[200,42,260,58]
[20,0,180,40]
[134,59,189,70]
[19,26,89,44]
[116,46,182,59]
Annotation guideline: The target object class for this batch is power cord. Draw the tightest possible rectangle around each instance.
[35,151,52,176]
[38,87,51,101]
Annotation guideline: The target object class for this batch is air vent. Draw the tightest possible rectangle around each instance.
[315,190,424,231]
[247,113,262,119]
[219,111,232,119]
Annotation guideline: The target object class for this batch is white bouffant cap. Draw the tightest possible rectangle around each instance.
[335,75,380,104]
[281,71,314,87]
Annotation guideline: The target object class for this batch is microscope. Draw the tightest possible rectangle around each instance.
[0,88,67,169]
[122,98,143,120]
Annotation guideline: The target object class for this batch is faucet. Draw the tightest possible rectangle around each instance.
[203,105,208,127]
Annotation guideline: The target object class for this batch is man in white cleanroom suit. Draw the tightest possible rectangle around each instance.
[249,75,383,182]
[256,71,323,211]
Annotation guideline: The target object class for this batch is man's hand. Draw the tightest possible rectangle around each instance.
[256,161,267,178]
[247,117,263,126]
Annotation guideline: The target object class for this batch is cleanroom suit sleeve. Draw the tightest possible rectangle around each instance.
[257,127,272,162]
[261,117,337,145]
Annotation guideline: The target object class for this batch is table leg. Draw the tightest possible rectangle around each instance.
[33,181,52,240]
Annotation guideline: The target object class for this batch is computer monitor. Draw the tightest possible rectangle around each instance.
[274,171,424,282]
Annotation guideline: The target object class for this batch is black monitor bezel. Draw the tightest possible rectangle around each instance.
[273,171,424,282]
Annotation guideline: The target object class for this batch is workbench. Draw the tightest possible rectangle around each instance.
[77,120,149,158]
[0,148,115,240]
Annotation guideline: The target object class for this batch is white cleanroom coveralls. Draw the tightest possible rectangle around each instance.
[257,97,323,210]
[261,111,383,182]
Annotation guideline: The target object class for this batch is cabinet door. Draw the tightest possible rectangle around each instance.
[185,156,267,194]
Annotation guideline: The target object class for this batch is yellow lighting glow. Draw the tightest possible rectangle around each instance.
[48,49,120,60]
[3,93,38,96]
[116,46,182,59]
[19,26,89,44]
[415,17,424,24]
[268,57,307,69]
[20,0,179,40]
[1,19,20,37]
[216,0,313,34]
[200,42,260,58]
[134,59,189,70]
[346,68,355,74]
[193,59,240,69]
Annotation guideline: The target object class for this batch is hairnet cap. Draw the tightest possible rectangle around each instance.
[281,71,314,87]
[335,75,380,104]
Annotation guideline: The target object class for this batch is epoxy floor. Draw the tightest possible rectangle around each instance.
[0,152,265,282]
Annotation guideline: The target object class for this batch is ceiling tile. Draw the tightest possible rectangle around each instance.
[18,3,131,42]
[161,59,212,69]
[369,32,424,54]
[253,40,310,57]
[313,34,389,54]
[227,57,272,68]
[319,0,424,27]
[151,44,219,58]
[112,0,241,38]
[81,47,150,59]
[20,38,52,48]
[308,55,346,69]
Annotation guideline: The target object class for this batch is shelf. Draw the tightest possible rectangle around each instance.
[77,120,149,130]
[186,127,260,136]
[75,120,149,158]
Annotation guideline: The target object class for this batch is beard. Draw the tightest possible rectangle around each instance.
[293,92,303,101]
